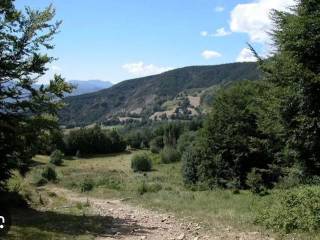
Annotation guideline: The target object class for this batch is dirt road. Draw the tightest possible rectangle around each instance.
[47,187,274,240]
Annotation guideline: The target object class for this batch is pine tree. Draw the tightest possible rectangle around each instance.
[262,0,320,176]
[0,1,72,190]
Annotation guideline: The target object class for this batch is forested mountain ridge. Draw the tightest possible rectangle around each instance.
[59,62,260,126]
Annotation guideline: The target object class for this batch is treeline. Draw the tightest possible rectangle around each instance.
[179,0,320,192]
[64,125,126,156]
[38,118,202,159]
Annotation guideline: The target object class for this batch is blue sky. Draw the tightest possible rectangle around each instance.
[16,0,294,83]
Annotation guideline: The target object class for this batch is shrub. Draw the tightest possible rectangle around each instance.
[177,131,196,154]
[149,136,164,153]
[49,149,64,166]
[160,146,180,164]
[131,153,152,172]
[96,175,122,190]
[137,181,162,195]
[80,178,94,192]
[256,187,320,233]
[31,170,48,186]
[276,167,303,189]
[182,144,201,185]
[246,168,266,195]
[41,165,57,182]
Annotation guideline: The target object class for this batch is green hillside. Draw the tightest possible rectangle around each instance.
[59,62,260,126]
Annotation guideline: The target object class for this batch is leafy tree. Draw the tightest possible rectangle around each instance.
[198,81,274,188]
[107,130,126,152]
[260,0,320,176]
[149,136,164,153]
[0,1,72,190]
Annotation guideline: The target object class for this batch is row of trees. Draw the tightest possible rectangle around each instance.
[64,125,126,156]
[182,0,320,191]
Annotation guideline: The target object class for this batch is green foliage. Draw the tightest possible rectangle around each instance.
[160,146,180,164]
[125,129,151,149]
[49,150,64,166]
[131,153,152,172]
[177,131,197,154]
[137,181,162,195]
[259,0,320,177]
[64,125,126,155]
[149,136,164,153]
[162,122,184,147]
[37,129,66,155]
[0,1,72,190]
[276,167,303,189]
[197,81,275,188]
[80,178,94,192]
[41,165,57,182]
[96,175,123,190]
[31,169,48,186]
[246,168,266,195]
[256,187,320,233]
[181,143,204,185]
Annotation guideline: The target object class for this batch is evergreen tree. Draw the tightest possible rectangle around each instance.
[0,1,72,190]
[261,0,320,175]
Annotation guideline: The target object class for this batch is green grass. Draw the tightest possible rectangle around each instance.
[6,151,320,240]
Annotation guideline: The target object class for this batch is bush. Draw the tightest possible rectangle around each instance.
[96,174,122,190]
[131,153,152,172]
[276,167,303,189]
[31,169,48,186]
[137,181,162,195]
[177,131,196,154]
[49,149,64,166]
[182,144,202,185]
[41,165,57,182]
[256,187,320,233]
[149,136,164,153]
[160,146,180,164]
[80,178,94,192]
[246,168,266,195]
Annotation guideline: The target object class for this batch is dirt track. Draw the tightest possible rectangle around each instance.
[47,187,274,240]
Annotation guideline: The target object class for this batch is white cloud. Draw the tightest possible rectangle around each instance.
[201,50,222,60]
[215,6,224,12]
[122,62,173,77]
[213,27,231,37]
[236,48,257,62]
[230,0,295,44]
[200,31,209,37]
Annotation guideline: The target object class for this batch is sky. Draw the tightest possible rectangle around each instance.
[16,0,295,84]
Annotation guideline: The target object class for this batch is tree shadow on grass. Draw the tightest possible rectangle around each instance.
[10,207,151,238]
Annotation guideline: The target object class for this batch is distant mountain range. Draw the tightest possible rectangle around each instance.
[67,80,113,96]
[59,62,261,126]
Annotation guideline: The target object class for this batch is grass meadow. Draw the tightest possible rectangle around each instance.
[5,151,320,240]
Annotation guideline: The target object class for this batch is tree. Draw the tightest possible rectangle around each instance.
[260,0,320,176]
[199,81,274,188]
[0,1,72,190]
[49,149,64,166]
